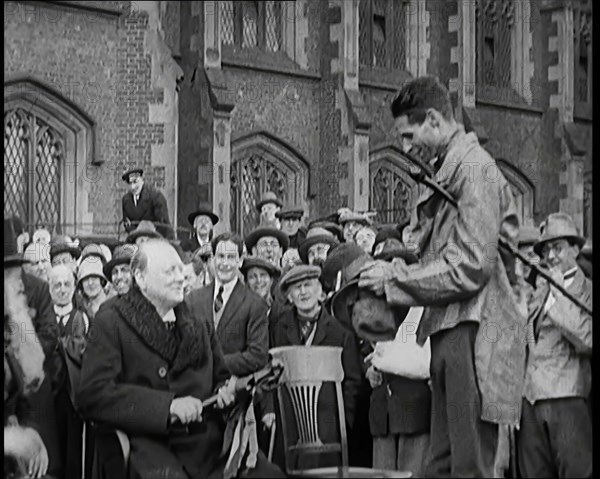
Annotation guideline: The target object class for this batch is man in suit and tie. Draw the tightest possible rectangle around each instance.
[48,264,89,478]
[121,167,174,240]
[186,232,270,378]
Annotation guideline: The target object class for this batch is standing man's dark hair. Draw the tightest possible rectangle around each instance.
[359,75,524,477]
[211,232,244,257]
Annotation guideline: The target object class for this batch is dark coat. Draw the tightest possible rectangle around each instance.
[77,286,231,478]
[269,307,362,428]
[186,281,269,377]
[121,183,174,239]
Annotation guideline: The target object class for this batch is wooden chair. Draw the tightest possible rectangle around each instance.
[270,346,411,478]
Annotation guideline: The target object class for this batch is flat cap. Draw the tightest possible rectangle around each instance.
[122,167,144,183]
[279,264,322,293]
[276,205,304,220]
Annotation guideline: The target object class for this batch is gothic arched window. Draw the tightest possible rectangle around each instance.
[4,79,96,235]
[369,146,419,226]
[230,133,308,236]
[496,159,535,227]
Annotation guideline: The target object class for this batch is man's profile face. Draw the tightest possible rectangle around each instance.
[254,236,282,266]
[287,279,322,313]
[49,267,76,306]
[111,264,132,296]
[214,240,242,284]
[128,174,144,195]
[137,243,185,306]
[393,111,441,162]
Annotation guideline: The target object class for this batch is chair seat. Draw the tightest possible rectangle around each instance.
[289,466,412,478]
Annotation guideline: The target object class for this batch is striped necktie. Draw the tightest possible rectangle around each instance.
[214,285,225,313]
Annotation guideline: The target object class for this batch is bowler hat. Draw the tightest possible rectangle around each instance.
[187,203,219,227]
[126,220,163,244]
[122,167,144,183]
[103,243,137,279]
[4,218,27,267]
[276,205,304,220]
[279,264,322,294]
[256,191,283,211]
[240,256,281,279]
[50,236,82,261]
[533,212,586,256]
[298,227,340,264]
[245,227,289,253]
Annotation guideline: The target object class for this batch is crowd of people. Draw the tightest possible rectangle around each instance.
[4,76,592,479]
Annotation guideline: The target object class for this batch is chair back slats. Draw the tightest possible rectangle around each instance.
[287,382,323,446]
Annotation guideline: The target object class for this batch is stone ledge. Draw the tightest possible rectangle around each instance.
[344,89,371,132]
[563,122,589,156]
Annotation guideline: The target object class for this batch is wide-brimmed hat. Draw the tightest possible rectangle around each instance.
[50,236,82,261]
[240,256,281,279]
[533,212,586,256]
[77,256,108,286]
[4,218,27,267]
[298,227,340,264]
[276,205,304,220]
[245,226,289,253]
[372,237,419,264]
[103,243,137,279]
[320,242,365,293]
[256,191,283,211]
[279,264,322,294]
[187,203,219,227]
[518,225,541,247]
[126,220,163,244]
[331,252,409,342]
[121,167,144,183]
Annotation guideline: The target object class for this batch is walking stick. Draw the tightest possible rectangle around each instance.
[267,423,277,462]
[398,150,593,316]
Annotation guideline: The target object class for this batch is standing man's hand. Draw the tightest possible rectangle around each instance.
[358,260,394,296]
[216,377,237,409]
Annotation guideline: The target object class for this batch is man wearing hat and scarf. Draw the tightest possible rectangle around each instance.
[357,76,525,477]
[517,212,592,478]
[121,167,174,240]
[265,264,362,470]
[183,203,219,254]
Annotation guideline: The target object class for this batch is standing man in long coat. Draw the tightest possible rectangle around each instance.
[121,167,174,240]
[358,76,526,477]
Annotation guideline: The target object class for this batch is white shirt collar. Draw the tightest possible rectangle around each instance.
[54,303,74,317]
[162,309,176,324]
[214,276,237,294]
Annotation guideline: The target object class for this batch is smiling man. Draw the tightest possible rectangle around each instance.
[186,233,270,378]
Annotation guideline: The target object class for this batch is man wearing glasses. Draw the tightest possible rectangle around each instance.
[121,168,174,240]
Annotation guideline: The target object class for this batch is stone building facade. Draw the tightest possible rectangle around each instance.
[4,0,593,242]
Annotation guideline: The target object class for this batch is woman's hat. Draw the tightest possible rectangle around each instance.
[103,243,137,279]
[240,256,281,279]
[77,256,108,286]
